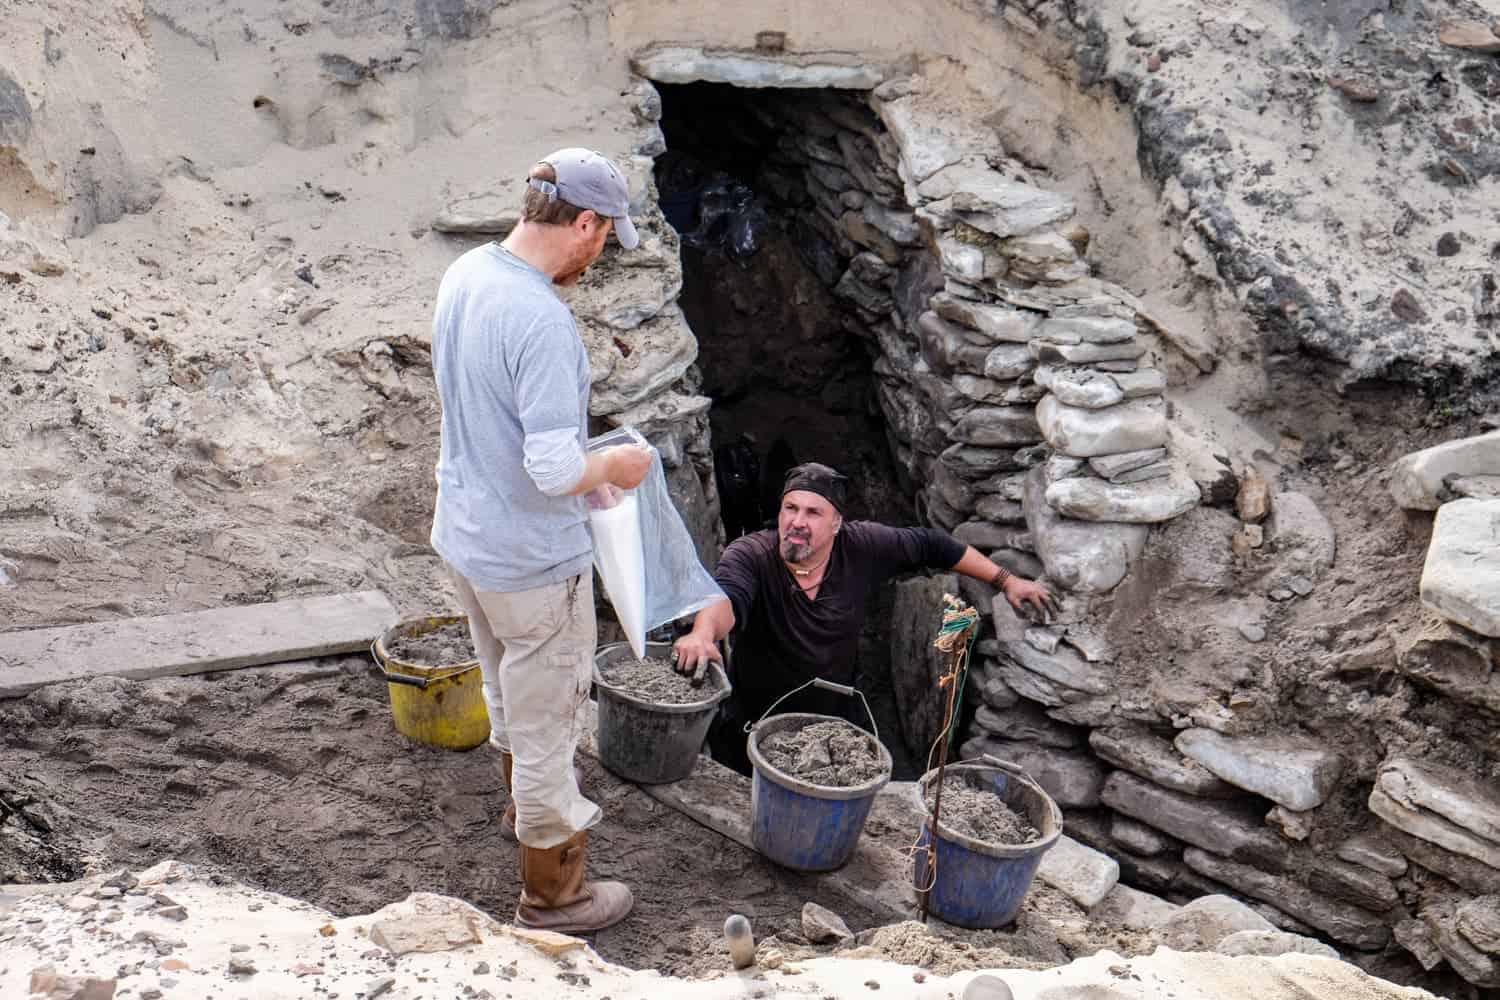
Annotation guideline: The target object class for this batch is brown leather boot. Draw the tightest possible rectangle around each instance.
[515,830,633,934]
[500,753,585,843]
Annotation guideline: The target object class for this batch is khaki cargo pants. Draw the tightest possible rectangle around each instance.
[447,565,601,849]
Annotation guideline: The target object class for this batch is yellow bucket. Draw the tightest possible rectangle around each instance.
[371,615,490,750]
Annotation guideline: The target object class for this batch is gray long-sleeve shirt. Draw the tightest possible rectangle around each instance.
[429,243,593,592]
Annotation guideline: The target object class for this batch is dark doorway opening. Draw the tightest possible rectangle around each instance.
[653,82,932,779]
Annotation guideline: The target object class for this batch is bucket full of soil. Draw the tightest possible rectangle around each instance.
[371,615,489,751]
[593,641,731,784]
[745,679,893,872]
[912,755,1062,929]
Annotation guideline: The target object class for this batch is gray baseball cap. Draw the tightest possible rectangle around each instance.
[532,148,640,250]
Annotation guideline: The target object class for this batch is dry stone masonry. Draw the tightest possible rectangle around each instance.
[621,56,1488,982]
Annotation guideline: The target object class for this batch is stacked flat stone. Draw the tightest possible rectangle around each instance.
[577,83,720,543]
[862,94,1485,971]
[1387,436,1500,987]
[1029,307,1199,551]
[726,89,1052,572]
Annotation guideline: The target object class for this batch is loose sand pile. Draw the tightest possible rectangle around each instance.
[925,775,1040,847]
[384,621,476,666]
[599,656,717,704]
[760,719,886,787]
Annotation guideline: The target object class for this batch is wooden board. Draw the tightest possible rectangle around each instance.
[0,591,399,698]
[578,698,1103,923]
[576,698,920,921]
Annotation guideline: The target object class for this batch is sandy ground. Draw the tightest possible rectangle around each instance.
[0,659,886,974]
[0,862,1442,999]
[0,658,1143,975]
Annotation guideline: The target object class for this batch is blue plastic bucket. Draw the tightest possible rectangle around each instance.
[747,711,893,872]
[913,757,1063,929]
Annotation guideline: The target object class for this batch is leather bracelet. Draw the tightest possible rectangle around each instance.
[991,566,1013,589]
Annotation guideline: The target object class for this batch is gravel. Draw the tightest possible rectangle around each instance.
[759,719,886,787]
[925,774,1039,846]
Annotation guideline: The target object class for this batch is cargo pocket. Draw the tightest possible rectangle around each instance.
[490,579,567,642]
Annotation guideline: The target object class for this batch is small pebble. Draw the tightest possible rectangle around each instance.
[964,974,1015,1000]
[473,962,490,975]
[1268,587,1294,601]
[1289,575,1314,596]
[1238,623,1267,643]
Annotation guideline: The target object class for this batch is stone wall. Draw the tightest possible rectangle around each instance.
[627,50,1498,991]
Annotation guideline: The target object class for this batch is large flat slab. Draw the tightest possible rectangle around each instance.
[1390,429,1500,510]
[576,699,917,920]
[0,591,398,698]
[1174,729,1344,811]
[1421,499,1500,636]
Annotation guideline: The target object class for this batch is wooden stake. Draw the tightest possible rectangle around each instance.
[919,644,963,924]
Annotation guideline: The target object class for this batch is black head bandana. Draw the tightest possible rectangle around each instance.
[781,462,849,515]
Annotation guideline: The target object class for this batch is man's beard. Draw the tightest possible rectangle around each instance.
[780,538,813,564]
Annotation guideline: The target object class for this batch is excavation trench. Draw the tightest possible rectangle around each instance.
[0,76,1178,977]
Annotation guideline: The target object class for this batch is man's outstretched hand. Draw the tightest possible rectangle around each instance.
[1003,576,1061,621]
[671,632,722,685]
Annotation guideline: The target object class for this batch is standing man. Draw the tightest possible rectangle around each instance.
[671,462,1057,773]
[430,149,651,934]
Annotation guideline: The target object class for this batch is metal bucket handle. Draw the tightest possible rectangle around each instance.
[370,639,476,690]
[744,677,879,747]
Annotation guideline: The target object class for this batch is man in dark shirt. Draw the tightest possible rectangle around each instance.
[672,462,1056,773]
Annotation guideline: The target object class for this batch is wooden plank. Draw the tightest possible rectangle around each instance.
[640,761,755,848]
[576,698,920,921]
[0,591,398,698]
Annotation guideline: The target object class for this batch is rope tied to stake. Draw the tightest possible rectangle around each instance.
[909,594,982,918]
[934,597,981,655]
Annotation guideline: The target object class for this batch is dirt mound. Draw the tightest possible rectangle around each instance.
[926,775,1040,846]
[599,655,718,704]
[760,719,887,787]
[385,621,476,666]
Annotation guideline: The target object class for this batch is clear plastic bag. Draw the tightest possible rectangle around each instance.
[585,427,726,658]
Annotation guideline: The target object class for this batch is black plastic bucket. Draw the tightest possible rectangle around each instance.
[593,641,731,784]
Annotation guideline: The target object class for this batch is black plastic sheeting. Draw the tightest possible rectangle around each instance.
[661,173,773,262]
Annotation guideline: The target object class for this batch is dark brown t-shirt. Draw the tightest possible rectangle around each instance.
[713,521,966,731]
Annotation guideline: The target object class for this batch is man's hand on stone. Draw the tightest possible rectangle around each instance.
[670,633,721,685]
[1004,576,1060,621]
[605,445,652,490]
